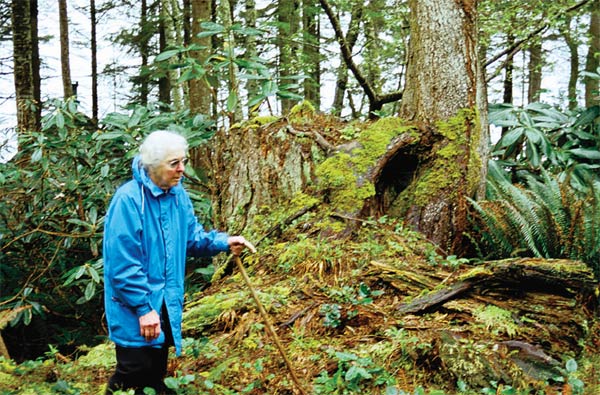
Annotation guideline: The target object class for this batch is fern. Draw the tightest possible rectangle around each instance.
[470,167,600,275]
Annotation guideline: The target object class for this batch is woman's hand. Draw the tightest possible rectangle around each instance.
[228,236,256,256]
[139,310,161,341]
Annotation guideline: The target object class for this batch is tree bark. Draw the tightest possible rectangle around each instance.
[90,0,98,123]
[302,0,320,109]
[58,0,73,99]
[278,0,300,114]
[585,0,600,107]
[243,0,259,115]
[503,33,514,107]
[138,0,150,106]
[199,117,330,232]
[397,0,488,254]
[189,0,212,115]
[560,15,580,110]
[11,0,41,134]
[527,38,543,103]
[158,5,172,106]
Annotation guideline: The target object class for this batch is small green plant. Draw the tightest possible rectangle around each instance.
[164,372,196,394]
[553,358,585,395]
[313,350,395,394]
[320,303,342,328]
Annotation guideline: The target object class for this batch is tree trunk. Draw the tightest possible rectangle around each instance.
[243,0,259,115]
[527,38,542,103]
[502,33,514,107]
[189,0,213,115]
[161,0,184,110]
[585,0,600,107]
[198,117,329,232]
[90,0,98,123]
[331,2,362,116]
[561,15,580,110]
[217,0,242,123]
[138,0,150,106]
[278,0,300,114]
[11,0,41,134]
[319,0,402,118]
[302,0,320,109]
[363,0,384,100]
[158,8,172,106]
[58,0,73,99]
[397,0,488,254]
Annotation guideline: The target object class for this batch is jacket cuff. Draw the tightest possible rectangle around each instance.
[215,232,230,252]
[135,303,153,317]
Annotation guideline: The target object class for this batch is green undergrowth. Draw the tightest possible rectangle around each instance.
[2,204,598,395]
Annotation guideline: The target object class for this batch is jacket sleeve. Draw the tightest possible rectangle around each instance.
[183,192,230,257]
[104,192,153,317]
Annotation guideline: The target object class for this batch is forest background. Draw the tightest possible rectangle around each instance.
[1,0,600,394]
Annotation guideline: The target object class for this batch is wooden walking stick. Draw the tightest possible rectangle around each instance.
[233,254,309,395]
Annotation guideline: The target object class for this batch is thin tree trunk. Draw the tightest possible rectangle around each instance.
[90,0,98,123]
[331,2,362,116]
[158,8,171,106]
[138,0,150,105]
[278,0,300,114]
[189,0,212,115]
[527,38,542,103]
[503,33,514,106]
[58,0,73,99]
[363,0,384,110]
[302,0,320,109]
[218,0,242,123]
[320,0,401,118]
[585,0,600,106]
[561,16,580,110]
[161,0,184,110]
[244,0,259,115]
[11,0,40,134]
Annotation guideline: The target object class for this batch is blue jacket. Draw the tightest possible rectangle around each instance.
[103,156,230,355]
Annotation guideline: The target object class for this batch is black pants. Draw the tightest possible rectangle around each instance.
[106,306,174,395]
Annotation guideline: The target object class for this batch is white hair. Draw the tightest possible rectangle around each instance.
[139,130,188,169]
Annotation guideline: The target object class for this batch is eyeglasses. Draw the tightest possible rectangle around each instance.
[167,157,189,169]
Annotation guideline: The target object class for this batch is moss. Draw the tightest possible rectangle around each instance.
[0,370,18,389]
[183,285,291,333]
[457,265,492,281]
[473,305,519,337]
[183,291,247,332]
[354,117,415,173]
[288,100,316,122]
[413,108,482,206]
[231,114,279,129]
[76,342,115,369]
[315,117,416,213]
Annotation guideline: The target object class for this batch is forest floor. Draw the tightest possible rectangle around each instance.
[1,205,600,394]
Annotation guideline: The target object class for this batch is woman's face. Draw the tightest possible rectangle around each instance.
[149,150,188,190]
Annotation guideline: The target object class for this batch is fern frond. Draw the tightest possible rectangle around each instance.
[468,198,515,258]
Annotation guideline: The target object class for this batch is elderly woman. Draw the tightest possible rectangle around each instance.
[103,130,253,394]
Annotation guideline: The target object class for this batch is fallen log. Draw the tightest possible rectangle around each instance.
[397,258,597,314]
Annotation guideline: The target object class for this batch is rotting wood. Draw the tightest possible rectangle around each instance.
[397,258,596,314]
